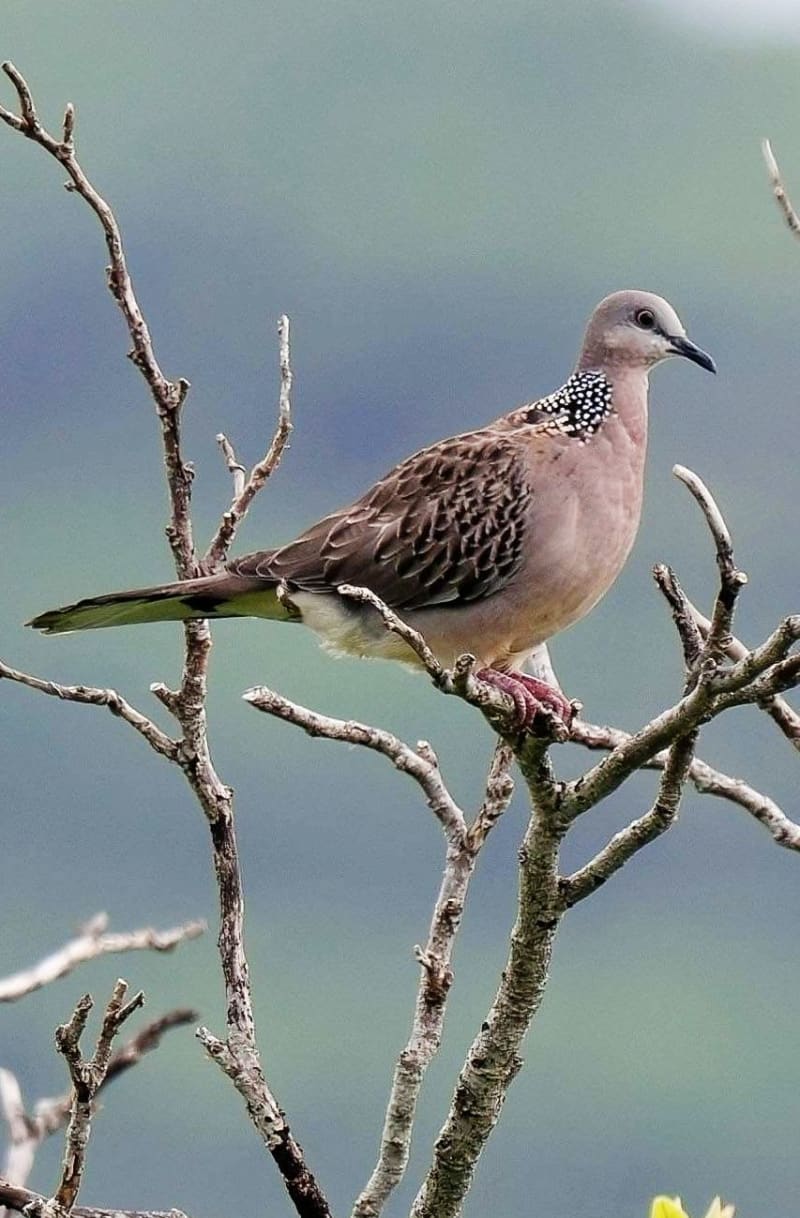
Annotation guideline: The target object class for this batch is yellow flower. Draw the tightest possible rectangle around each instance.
[650,1198,689,1218]
[648,1196,735,1218]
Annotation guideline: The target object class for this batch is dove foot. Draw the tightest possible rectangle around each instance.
[475,668,577,736]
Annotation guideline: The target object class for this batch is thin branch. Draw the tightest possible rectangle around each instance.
[672,464,747,658]
[0,1178,190,1218]
[351,744,512,1218]
[762,137,800,239]
[244,684,466,841]
[53,981,144,1212]
[652,563,704,669]
[411,742,564,1218]
[570,720,800,851]
[203,315,293,570]
[0,65,332,1218]
[561,733,698,906]
[0,662,178,761]
[0,915,204,1004]
[0,60,196,577]
[688,601,800,750]
[215,433,246,499]
[467,741,515,851]
[1,1011,195,1208]
[336,585,444,679]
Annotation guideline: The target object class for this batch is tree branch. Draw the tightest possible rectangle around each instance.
[762,137,800,239]
[0,60,195,577]
[0,663,178,762]
[0,1178,190,1218]
[0,63,331,1218]
[560,733,697,906]
[411,742,564,1218]
[570,720,800,851]
[203,315,294,570]
[350,745,513,1218]
[52,981,145,1213]
[0,915,204,1004]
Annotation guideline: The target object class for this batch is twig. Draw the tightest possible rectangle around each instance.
[467,741,515,851]
[411,741,564,1218]
[244,685,465,841]
[0,915,204,1003]
[0,1012,195,1200]
[0,65,331,1218]
[336,585,444,679]
[203,315,293,569]
[215,434,246,499]
[570,720,800,851]
[687,601,800,750]
[672,464,747,658]
[652,564,704,669]
[0,1178,190,1218]
[0,61,195,577]
[0,662,178,761]
[762,137,800,239]
[350,744,512,1218]
[561,733,698,906]
[53,981,144,1212]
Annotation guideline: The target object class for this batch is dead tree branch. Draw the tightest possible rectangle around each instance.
[0,1178,190,1218]
[204,315,293,570]
[0,915,203,1004]
[570,720,800,850]
[762,137,800,239]
[50,981,144,1213]
[0,63,329,1218]
[0,664,178,762]
[1,1010,196,1201]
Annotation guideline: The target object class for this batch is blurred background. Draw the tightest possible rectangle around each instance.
[1,2,799,1215]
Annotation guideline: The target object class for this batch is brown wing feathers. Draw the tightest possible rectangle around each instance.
[229,430,532,611]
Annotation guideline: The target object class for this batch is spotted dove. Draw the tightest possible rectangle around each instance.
[28,290,715,729]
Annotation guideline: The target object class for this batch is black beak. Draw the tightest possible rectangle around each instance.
[667,334,716,374]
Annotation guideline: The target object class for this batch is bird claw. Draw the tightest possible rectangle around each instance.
[474,668,576,739]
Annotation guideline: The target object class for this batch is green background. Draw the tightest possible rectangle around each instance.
[1,3,800,1216]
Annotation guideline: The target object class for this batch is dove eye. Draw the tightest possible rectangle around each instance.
[635,308,656,330]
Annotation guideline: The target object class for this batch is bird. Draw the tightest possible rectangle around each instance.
[28,290,715,730]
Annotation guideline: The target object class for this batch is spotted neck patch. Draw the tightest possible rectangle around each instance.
[522,370,614,440]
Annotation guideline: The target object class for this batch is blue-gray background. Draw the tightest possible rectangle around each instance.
[1,3,799,1216]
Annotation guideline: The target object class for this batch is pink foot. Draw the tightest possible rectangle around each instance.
[475,668,577,735]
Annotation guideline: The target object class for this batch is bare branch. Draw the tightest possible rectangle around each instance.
[672,464,748,657]
[0,61,196,576]
[244,684,466,841]
[653,563,704,669]
[215,433,246,499]
[0,65,333,1215]
[467,741,515,851]
[0,1178,190,1218]
[570,720,800,851]
[53,981,144,1212]
[337,585,444,679]
[0,915,204,1004]
[411,741,563,1218]
[0,662,178,761]
[1,1006,196,1204]
[762,137,800,239]
[688,601,800,750]
[561,733,697,906]
[351,743,511,1218]
[203,315,293,569]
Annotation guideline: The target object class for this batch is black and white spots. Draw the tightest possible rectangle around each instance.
[524,371,614,440]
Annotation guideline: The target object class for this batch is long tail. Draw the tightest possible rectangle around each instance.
[26,573,288,635]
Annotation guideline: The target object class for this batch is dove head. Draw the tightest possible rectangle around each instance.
[578,290,715,375]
